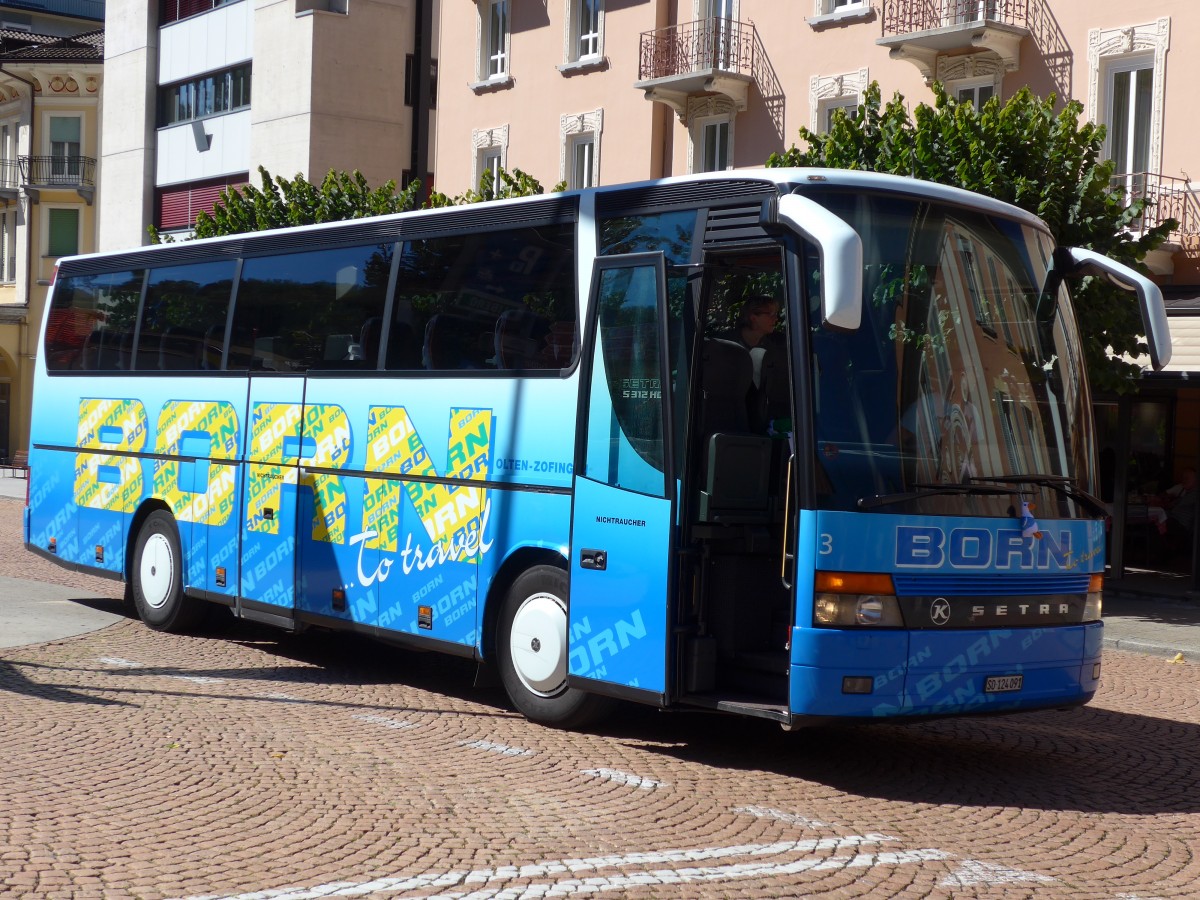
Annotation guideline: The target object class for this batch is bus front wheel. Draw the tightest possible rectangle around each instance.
[131,509,208,632]
[497,566,613,729]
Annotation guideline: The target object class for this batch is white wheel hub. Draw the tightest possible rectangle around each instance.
[509,592,567,696]
[139,532,175,610]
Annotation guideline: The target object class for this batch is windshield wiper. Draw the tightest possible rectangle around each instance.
[967,474,1109,518]
[858,482,1014,510]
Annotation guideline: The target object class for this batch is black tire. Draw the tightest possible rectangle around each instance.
[130,509,208,632]
[496,565,614,729]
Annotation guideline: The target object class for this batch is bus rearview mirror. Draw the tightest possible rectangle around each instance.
[776,193,863,332]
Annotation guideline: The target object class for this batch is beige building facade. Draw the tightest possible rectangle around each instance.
[99,0,436,251]
[0,3,104,466]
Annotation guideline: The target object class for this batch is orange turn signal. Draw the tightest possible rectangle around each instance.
[815,571,896,595]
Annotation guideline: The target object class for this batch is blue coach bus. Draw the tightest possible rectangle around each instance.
[24,169,1170,728]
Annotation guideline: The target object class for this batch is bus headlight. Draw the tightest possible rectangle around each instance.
[1083,574,1103,622]
[814,593,903,627]
[813,572,902,628]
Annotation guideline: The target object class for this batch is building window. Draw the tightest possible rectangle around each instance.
[953,79,996,111]
[481,0,509,80]
[572,0,602,61]
[405,55,438,108]
[699,118,731,172]
[0,121,16,190]
[821,98,858,132]
[812,0,868,16]
[1106,58,1153,181]
[478,148,502,197]
[1088,19,1170,186]
[570,134,596,189]
[160,0,241,27]
[47,208,80,258]
[810,69,868,133]
[158,64,252,127]
[0,211,14,283]
[156,175,249,232]
[49,116,82,180]
[473,125,509,196]
[561,109,602,189]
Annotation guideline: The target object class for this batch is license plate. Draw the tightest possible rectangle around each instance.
[984,674,1023,693]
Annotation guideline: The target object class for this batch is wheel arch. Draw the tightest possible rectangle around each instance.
[481,544,568,665]
[124,498,173,584]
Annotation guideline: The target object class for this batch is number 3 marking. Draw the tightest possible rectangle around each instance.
[820,533,834,555]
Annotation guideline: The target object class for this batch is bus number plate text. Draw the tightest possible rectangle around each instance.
[984,674,1023,693]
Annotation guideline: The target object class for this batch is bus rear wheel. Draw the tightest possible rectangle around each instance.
[497,565,613,729]
[131,509,208,633]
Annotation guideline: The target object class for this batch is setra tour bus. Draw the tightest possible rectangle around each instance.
[24,169,1171,729]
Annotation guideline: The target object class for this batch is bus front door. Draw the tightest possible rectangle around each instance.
[568,253,675,705]
[238,376,305,624]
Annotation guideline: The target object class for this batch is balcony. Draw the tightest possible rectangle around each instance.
[1113,173,1200,257]
[20,155,97,204]
[877,0,1029,81]
[635,18,782,129]
[0,160,19,203]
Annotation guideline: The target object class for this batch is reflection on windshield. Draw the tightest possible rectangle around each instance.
[802,188,1097,519]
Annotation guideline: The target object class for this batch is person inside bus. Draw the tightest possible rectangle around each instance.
[724,295,781,351]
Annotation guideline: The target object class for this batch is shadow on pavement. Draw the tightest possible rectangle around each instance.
[611,702,1200,817]
[0,659,133,706]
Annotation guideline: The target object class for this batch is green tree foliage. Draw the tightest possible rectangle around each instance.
[768,83,1175,393]
[150,165,563,242]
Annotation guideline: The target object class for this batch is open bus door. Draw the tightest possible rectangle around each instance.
[568,253,676,706]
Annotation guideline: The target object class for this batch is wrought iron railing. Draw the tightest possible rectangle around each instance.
[0,159,20,191]
[20,156,97,188]
[639,18,760,82]
[1111,172,1200,245]
[881,0,1029,35]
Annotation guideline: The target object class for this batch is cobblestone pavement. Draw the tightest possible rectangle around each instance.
[3,495,1200,900]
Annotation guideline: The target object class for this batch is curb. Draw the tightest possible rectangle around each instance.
[1102,636,1192,662]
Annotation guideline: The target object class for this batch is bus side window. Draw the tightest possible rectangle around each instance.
[233,243,393,373]
[44,269,145,373]
[386,222,577,373]
[137,260,235,371]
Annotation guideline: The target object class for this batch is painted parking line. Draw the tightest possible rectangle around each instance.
[733,806,833,828]
[458,739,534,757]
[941,860,1056,887]
[171,834,937,900]
[579,768,666,790]
[354,713,418,730]
[96,656,144,668]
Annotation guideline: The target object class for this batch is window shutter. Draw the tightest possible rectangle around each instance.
[50,117,81,144]
[47,208,79,257]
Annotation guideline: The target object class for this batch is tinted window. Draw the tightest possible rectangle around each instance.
[230,243,393,372]
[388,223,576,372]
[135,260,235,370]
[44,269,145,372]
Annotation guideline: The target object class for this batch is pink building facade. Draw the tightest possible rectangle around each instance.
[434,0,1200,578]
[435,1,1196,279]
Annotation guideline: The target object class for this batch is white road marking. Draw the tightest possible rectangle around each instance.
[940,860,1056,887]
[353,714,417,730]
[459,739,534,757]
[733,806,833,828]
[170,834,937,900]
[580,768,665,790]
[96,656,144,668]
[169,675,226,684]
[257,692,302,702]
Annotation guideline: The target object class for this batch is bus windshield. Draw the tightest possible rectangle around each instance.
[802,188,1097,519]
